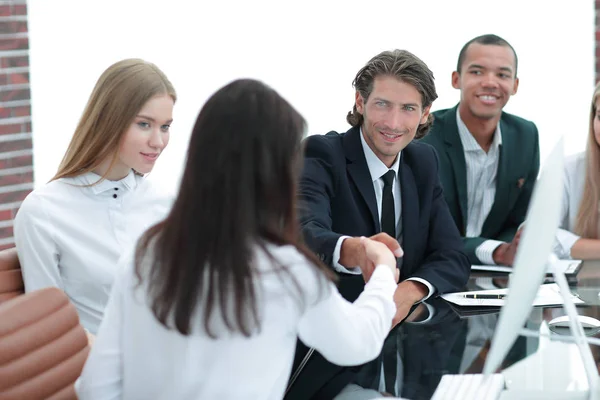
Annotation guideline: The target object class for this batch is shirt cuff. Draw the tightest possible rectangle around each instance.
[554,228,580,259]
[332,235,362,275]
[475,240,505,265]
[405,277,434,302]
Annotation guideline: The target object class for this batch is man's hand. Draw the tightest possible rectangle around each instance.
[492,228,523,266]
[340,233,403,282]
[360,237,400,283]
[391,280,428,328]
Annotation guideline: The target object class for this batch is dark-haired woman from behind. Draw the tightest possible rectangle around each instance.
[77,79,400,400]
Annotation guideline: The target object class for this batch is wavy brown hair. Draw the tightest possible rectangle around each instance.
[52,59,176,182]
[574,82,600,238]
[346,49,438,139]
[135,79,333,337]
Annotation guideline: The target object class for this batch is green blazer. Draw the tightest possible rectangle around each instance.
[420,105,540,264]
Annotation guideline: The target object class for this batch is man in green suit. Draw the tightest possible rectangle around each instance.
[421,34,539,266]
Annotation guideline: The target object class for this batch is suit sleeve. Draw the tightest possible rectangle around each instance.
[463,122,540,264]
[409,147,471,294]
[298,136,342,266]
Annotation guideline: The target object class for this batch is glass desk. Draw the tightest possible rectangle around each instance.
[285,260,600,400]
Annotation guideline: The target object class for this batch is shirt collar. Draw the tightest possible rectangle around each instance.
[456,107,502,152]
[359,127,401,182]
[75,169,139,194]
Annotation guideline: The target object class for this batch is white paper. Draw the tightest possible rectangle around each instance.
[441,283,584,307]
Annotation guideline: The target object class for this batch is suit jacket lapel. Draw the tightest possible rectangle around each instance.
[343,127,380,232]
[442,106,469,233]
[400,155,418,271]
[481,118,512,234]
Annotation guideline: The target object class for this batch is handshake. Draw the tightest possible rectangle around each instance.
[343,233,404,283]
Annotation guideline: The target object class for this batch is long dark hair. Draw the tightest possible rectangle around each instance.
[135,79,332,337]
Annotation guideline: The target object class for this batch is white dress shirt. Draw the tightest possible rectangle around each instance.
[553,152,586,258]
[332,129,434,299]
[14,170,172,334]
[456,109,505,264]
[76,243,397,400]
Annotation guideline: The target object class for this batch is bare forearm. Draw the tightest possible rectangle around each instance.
[570,238,600,260]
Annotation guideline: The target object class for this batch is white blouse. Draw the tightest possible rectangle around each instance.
[554,152,586,258]
[76,244,397,400]
[14,170,172,334]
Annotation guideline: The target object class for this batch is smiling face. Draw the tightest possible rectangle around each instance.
[103,93,174,179]
[118,93,174,174]
[452,43,519,122]
[356,75,430,167]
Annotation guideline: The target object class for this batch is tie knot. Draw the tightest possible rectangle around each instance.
[382,170,395,188]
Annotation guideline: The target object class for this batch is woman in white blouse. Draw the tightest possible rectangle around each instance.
[555,82,600,259]
[76,79,401,400]
[14,59,176,335]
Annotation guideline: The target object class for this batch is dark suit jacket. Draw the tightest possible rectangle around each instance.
[287,127,470,399]
[420,105,540,264]
[299,126,469,300]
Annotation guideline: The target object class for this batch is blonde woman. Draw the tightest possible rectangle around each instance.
[555,82,600,260]
[14,59,176,334]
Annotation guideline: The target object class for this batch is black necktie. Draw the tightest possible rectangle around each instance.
[381,170,396,238]
[381,170,398,395]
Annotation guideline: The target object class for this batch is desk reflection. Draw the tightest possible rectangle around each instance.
[286,260,600,400]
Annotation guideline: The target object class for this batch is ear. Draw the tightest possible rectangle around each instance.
[355,90,365,114]
[420,105,432,125]
[451,71,460,90]
[512,77,519,95]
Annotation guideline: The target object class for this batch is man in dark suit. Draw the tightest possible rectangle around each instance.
[420,34,540,266]
[287,49,470,399]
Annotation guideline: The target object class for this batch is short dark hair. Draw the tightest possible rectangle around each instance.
[346,49,438,139]
[456,34,518,76]
[135,79,333,337]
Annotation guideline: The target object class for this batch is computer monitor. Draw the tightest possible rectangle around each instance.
[483,138,564,375]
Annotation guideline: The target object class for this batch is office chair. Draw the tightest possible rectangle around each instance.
[0,248,23,304]
[0,287,90,400]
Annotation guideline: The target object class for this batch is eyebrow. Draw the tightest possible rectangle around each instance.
[468,64,514,74]
[373,97,420,108]
[373,97,390,103]
[137,114,173,124]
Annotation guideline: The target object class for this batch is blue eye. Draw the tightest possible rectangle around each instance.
[404,106,415,112]
[161,125,170,132]
[137,121,150,129]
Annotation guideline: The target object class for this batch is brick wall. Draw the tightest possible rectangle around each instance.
[0,0,33,251]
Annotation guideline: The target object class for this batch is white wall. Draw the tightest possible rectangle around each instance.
[28,0,594,194]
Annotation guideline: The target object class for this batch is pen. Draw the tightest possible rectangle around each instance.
[463,294,506,299]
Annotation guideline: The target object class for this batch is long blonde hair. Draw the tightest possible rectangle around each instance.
[52,59,176,181]
[574,82,600,238]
